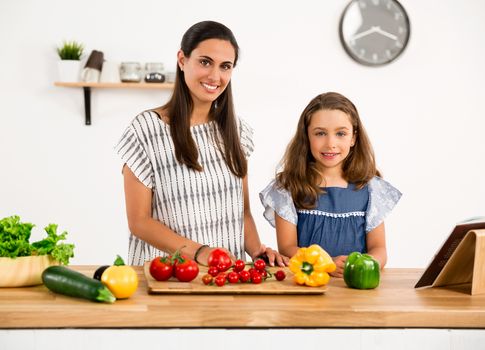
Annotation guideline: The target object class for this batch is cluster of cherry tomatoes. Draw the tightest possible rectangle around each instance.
[202,248,286,287]
[149,247,287,286]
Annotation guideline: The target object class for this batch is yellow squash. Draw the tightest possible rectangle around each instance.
[101,255,138,299]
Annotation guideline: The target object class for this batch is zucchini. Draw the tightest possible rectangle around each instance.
[42,266,115,303]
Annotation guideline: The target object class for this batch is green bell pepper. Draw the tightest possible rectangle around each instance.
[343,252,380,289]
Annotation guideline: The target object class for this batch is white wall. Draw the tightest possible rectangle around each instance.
[1,0,484,267]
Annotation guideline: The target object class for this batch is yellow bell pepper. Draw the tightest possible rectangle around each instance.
[289,245,336,287]
[101,255,138,299]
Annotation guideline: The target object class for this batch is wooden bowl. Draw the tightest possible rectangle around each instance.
[0,255,58,287]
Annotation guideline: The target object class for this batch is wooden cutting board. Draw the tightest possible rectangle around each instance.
[143,262,327,295]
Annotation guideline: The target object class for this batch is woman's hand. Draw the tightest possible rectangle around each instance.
[251,244,289,267]
[241,175,289,267]
[196,246,235,266]
[330,255,347,278]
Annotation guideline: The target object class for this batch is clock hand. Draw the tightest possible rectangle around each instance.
[375,27,398,40]
[350,26,379,41]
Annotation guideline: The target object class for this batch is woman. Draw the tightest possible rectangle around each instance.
[116,21,287,266]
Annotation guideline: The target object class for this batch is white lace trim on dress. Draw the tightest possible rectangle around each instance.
[297,209,365,218]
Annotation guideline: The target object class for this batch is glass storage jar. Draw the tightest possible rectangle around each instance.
[145,62,164,74]
[120,62,142,82]
[145,62,165,83]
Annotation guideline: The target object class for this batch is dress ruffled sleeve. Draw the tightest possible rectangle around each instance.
[259,179,297,227]
[365,176,402,233]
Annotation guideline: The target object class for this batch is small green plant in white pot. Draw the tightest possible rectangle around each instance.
[56,40,84,82]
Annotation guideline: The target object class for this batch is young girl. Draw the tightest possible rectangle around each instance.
[260,92,401,277]
[116,21,286,267]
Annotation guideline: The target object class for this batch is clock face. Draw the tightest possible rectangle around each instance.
[339,0,410,66]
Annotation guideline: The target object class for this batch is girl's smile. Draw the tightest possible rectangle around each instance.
[321,152,340,160]
[307,109,356,174]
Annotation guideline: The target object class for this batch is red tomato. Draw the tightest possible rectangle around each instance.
[208,248,232,272]
[251,271,263,284]
[202,274,213,285]
[214,274,226,287]
[275,270,286,281]
[227,271,239,284]
[208,266,219,277]
[149,256,173,281]
[233,259,245,272]
[238,270,251,283]
[254,259,266,272]
[173,256,199,282]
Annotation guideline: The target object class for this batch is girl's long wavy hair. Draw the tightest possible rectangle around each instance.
[161,21,247,177]
[276,92,380,209]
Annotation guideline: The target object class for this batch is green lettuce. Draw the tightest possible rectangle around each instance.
[0,215,74,265]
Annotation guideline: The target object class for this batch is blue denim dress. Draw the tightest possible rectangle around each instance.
[259,176,402,256]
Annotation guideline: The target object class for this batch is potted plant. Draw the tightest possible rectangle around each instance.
[56,40,84,82]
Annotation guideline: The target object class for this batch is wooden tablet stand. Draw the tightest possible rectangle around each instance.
[432,229,485,295]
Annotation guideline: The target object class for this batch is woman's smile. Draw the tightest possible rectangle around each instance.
[201,82,219,92]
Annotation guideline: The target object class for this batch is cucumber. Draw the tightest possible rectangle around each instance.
[42,266,115,303]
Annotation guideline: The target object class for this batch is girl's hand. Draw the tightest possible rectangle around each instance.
[330,255,347,278]
[251,245,289,267]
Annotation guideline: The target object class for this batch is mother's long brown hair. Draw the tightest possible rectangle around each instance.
[276,92,380,209]
[162,21,247,177]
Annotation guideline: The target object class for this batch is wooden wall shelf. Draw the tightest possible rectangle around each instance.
[54,81,174,125]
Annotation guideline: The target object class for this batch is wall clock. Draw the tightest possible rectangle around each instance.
[339,0,410,66]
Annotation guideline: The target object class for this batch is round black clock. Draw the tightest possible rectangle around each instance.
[339,0,410,66]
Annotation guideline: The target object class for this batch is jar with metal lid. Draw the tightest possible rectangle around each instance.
[145,62,165,83]
[120,62,142,82]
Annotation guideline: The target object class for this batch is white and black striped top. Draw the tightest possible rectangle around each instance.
[115,111,254,265]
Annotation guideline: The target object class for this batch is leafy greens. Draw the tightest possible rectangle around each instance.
[0,215,74,265]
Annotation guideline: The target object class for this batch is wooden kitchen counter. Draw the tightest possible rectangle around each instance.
[1,266,484,329]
